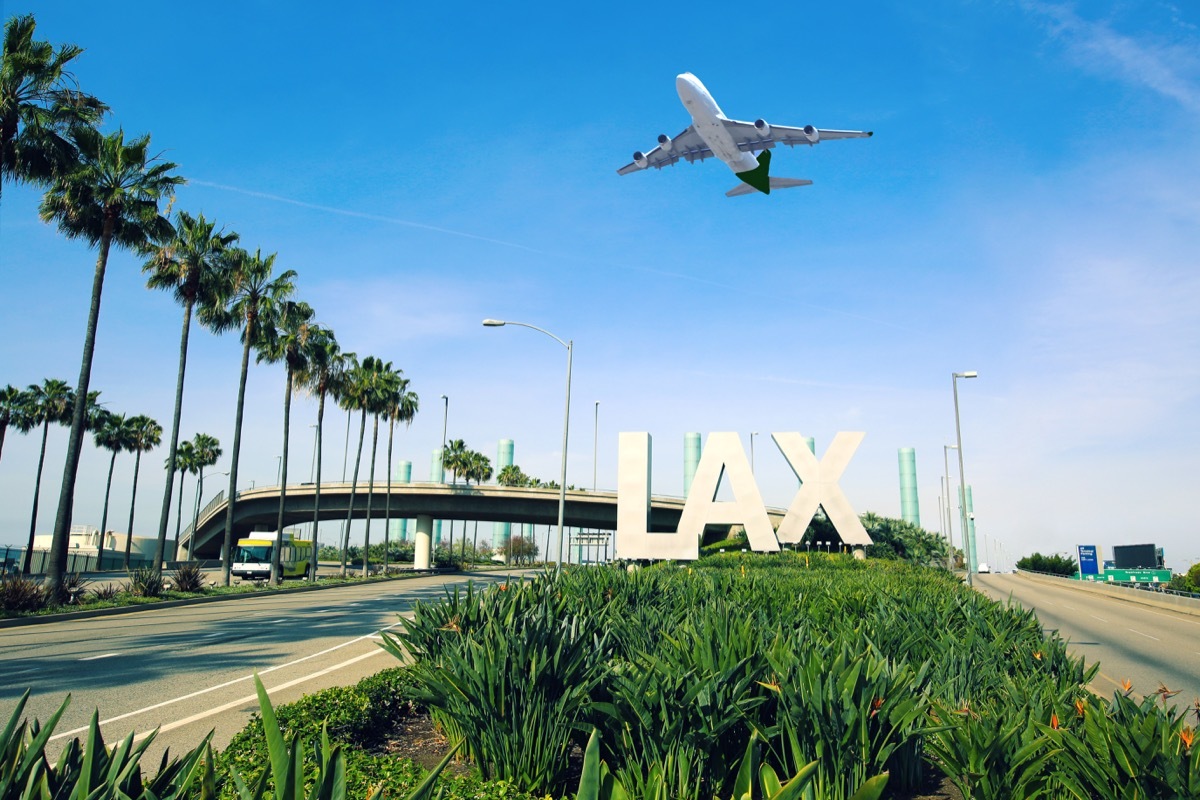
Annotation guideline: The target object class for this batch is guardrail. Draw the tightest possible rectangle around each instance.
[1014,569,1200,618]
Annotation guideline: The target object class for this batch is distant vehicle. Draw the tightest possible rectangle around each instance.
[977,563,991,573]
[617,73,872,197]
[232,532,313,580]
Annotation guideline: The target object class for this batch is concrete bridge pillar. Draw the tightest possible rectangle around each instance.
[414,514,433,570]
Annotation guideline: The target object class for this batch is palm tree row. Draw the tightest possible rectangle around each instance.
[3,14,419,595]
[440,440,494,560]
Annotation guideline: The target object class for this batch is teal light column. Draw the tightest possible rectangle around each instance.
[684,432,701,496]
[494,439,514,559]
[898,447,920,526]
[966,485,978,571]
[431,449,444,544]
[389,460,412,542]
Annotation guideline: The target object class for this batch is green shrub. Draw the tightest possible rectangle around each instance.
[128,566,166,597]
[171,562,207,593]
[91,582,122,601]
[0,573,46,613]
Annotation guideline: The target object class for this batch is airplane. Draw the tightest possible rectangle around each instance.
[617,73,872,197]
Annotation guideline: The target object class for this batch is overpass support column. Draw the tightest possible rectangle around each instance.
[414,514,433,570]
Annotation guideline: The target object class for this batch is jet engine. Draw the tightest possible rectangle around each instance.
[633,151,649,169]
[657,133,672,152]
[754,119,771,138]
[802,125,820,144]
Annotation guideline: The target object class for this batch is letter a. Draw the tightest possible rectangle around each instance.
[676,432,779,552]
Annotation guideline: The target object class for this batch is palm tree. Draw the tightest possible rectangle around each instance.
[0,383,25,465]
[257,299,315,583]
[17,379,72,573]
[333,353,362,575]
[382,375,418,572]
[39,125,181,596]
[360,361,401,578]
[1,13,107,204]
[293,326,341,581]
[144,211,239,575]
[92,410,133,570]
[187,432,222,560]
[198,247,295,585]
[171,439,197,560]
[440,438,469,555]
[497,464,528,487]
[463,450,493,563]
[122,414,162,569]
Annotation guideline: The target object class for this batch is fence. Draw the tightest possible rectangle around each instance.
[0,545,153,575]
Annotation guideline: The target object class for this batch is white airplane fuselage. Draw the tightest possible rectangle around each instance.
[675,73,759,174]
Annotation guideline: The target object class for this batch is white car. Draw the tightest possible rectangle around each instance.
[978,563,991,573]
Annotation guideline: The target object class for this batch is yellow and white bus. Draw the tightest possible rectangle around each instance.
[232,532,314,580]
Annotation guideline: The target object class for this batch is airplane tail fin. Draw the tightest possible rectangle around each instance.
[726,176,813,198]
[734,149,772,194]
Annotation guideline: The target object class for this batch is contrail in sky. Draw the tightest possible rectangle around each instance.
[191,179,905,330]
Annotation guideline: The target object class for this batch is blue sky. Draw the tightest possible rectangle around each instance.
[2,1,1197,570]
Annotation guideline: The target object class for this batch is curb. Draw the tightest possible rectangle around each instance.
[0,570,454,629]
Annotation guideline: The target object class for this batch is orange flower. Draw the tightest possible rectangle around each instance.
[1050,712,1059,730]
[870,698,884,718]
[1075,699,1087,717]
[1121,678,1134,695]
[1033,651,1043,661]
[1181,726,1195,750]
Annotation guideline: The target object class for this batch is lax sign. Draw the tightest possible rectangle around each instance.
[616,432,872,560]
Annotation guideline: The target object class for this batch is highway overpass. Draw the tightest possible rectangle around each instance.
[181,482,790,559]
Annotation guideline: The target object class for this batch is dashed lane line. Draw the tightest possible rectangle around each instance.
[49,618,407,742]
[1128,629,1160,641]
[79,653,121,661]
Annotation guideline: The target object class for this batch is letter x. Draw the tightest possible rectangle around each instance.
[773,432,872,545]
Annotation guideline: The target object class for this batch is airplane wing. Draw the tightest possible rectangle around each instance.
[721,118,873,152]
[616,125,715,175]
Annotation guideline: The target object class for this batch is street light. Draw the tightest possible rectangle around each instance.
[593,401,599,492]
[189,469,229,560]
[309,424,318,483]
[750,432,758,474]
[275,455,282,486]
[943,444,958,572]
[483,318,573,575]
[953,371,978,583]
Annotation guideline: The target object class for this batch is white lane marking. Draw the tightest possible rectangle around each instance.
[1128,629,1160,641]
[79,653,120,661]
[270,619,288,624]
[131,649,387,742]
[1090,615,1108,623]
[49,619,405,742]
[1060,604,1076,610]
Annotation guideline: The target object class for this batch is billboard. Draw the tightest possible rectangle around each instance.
[1077,545,1099,576]
[1113,544,1159,570]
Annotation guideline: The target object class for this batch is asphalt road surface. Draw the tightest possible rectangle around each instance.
[974,573,1200,712]
[0,570,528,762]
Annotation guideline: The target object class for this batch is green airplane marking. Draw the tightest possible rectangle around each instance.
[735,149,772,194]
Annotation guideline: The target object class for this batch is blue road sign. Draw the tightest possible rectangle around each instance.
[1078,545,1099,576]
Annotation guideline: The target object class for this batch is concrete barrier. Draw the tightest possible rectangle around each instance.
[1015,570,1200,619]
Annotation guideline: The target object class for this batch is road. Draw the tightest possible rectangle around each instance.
[0,570,526,762]
[975,573,1200,711]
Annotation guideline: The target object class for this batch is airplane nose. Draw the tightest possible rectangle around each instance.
[676,73,699,102]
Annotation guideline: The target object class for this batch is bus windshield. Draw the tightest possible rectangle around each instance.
[235,545,271,563]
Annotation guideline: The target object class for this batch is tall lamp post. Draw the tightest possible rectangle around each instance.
[943,444,958,572]
[483,319,572,575]
[189,469,228,560]
[952,371,978,583]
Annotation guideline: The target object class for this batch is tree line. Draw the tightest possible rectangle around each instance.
[2,14,418,598]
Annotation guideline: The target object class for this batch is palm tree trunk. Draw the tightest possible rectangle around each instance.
[154,300,194,574]
[97,450,117,570]
[48,226,113,596]
[21,421,51,574]
[310,388,326,582]
[220,330,254,586]
[341,409,366,576]
[362,415,380,578]
[472,520,479,567]
[189,468,204,561]
[384,416,394,573]
[271,369,294,584]
[124,450,144,569]
[173,469,186,561]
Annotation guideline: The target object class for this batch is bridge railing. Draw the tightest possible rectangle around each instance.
[179,490,227,544]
